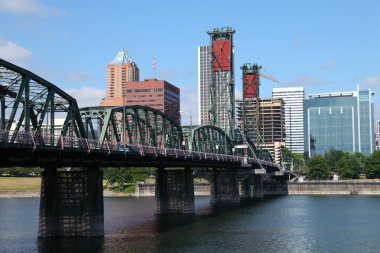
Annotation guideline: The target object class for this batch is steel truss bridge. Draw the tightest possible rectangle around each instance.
[0,58,285,237]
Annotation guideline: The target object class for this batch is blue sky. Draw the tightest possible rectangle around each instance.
[1,0,380,124]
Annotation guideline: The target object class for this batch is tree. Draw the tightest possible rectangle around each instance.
[307,155,330,180]
[353,152,367,176]
[0,167,41,176]
[103,167,156,188]
[364,150,380,179]
[103,168,131,188]
[281,146,305,171]
[324,149,344,172]
[337,153,360,179]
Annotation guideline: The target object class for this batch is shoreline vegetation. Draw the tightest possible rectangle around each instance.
[0,189,134,198]
[0,177,135,198]
[2,177,380,198]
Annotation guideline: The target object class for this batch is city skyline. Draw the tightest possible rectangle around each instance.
[1,0,380,125]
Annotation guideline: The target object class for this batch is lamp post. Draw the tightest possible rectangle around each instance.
[113,86,127,156]
[180,110,193,151]
[122,94,126,156]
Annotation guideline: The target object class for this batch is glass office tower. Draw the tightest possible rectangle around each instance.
[304,86,375,157]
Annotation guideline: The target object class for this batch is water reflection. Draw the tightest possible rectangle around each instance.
[37,237,104,253]
[154,214,195,232]
[2,196,380,252]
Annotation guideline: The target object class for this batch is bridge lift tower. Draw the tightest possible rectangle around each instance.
[207,27,236,140]
[240,63,279,147]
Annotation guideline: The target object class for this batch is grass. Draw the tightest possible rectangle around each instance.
[0,177,41,191]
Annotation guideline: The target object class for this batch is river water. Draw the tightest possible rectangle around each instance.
[1,195,380,252]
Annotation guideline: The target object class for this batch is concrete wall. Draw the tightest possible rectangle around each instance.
[288,181,380,195]
[136,181,380,197]
[136,183,210,197]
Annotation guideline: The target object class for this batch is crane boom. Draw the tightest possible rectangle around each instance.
[259,72,279,83]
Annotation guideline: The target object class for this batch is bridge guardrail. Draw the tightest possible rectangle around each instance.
[0,130,281,170]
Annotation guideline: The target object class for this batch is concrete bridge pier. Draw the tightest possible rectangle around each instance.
[155,167,195,214]
[38,166,104,237]
[210,168,240,204]
[240,174,264,201]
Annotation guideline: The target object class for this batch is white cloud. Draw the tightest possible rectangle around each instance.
[0,0,63,16]
[65,87,105,108]
[286,74,331,86]
[319,61,337,70]
[63,72,91,83]
[292,40,306,48]
[364,73,380,87]
[0,38,32,62]
[157,68,178,81]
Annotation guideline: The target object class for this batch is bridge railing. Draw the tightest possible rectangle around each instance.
[0,130,281,169]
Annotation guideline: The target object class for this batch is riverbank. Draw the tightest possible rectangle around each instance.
[3,179,380,198]
[0,189,135,198]
[288,180,380,195]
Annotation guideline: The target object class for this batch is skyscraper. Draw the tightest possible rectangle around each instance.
[376,120,380,150]
[100,49,139,106]
[198,45,234,133]
[198,46,211,126]
[272,87,304,153]
[304,86,375,157]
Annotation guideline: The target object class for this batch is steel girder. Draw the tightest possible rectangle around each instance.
[207,27,236,140]
[191,125,233,155]
[80,105,182,149]
[0,58,86,141]
[233,130,273,162]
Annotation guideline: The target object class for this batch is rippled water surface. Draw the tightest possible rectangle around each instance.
[1,196,380,252]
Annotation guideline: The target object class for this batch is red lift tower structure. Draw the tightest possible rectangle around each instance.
[207,27,236,139]
[240,63,279,146]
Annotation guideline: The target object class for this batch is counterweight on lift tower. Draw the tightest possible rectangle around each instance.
[207,27,235,140]
[240,63,279,146]
[241,63,261,146]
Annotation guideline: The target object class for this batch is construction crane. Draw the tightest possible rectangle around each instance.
[240,63,279,148]
[259,72,279,83]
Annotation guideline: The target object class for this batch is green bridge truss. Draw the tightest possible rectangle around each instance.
[0,58,85,140]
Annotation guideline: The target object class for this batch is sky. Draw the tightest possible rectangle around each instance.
[1,0,380,125]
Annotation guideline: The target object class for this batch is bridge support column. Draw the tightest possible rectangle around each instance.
[155,167,195,214]
[241,174,264,201]
[38,166,104,237]
[210,168,240,204]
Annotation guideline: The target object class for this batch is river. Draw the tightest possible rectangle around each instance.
[1,195,380,252]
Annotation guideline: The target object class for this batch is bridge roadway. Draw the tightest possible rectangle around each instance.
[0,130,286,237]
[0,131,281,170]
[0,58,285,237]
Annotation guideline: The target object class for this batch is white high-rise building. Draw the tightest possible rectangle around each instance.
[198,45,233,133]
[198,46,211,126]
[272,87,304,153]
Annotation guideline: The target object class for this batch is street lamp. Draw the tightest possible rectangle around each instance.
[179,110,193,151]
[122,94,126,156]
[112,86,127,156]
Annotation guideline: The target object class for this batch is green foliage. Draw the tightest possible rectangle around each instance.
[103,167,155,188]
[337,152,360,179]
[365,150,380,179]
[324,149,344,172]
[0,167,41,177]
[307,155,330,180]
[281,146,305,171]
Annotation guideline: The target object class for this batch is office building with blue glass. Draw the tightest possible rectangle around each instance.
[304,86,375,157]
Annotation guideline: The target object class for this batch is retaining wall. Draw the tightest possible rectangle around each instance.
[136,183,210,197]
[136,181,380,196]
[288,181,380,195]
